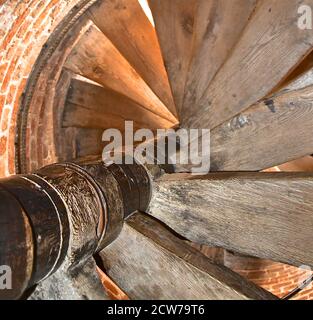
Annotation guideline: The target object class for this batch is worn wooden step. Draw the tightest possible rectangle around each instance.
[64,25,177,124]
[88,0,176,117]
[181,0,257,117]
[209,84,313,171]
[149,0,197,114]
[99,212,276,300]
[63,79,174,131]
[181,0,313,129]
[147,172,313,268]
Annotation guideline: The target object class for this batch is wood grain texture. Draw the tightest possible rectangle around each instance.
[64,25,177,123]
[149,0,197,114]
[209,85,313,171]
[37,165,103,266]
[182,0,313,129]
[148,172,313,268]
[181,0,257,120]
[99,212,276,300]
[63,103,129,130]
[63,79,174,130]
[29,258,109,300]
[88,0,176,117]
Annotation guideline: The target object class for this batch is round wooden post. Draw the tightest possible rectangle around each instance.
[0,159,151,299]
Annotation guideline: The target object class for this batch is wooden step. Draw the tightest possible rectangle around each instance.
[149,0,197,113]
[181,0,313,129]
[209,84,313,171]
[88,0,177,117]
[99,212,276,300]
[181,0,257,118]
[63,79,174,130]
[64,25,177,124]
[148,172,313,268]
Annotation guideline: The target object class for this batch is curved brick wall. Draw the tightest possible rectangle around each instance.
[224,251,313,300]
[0,0,81,177]
[0,0,312,300]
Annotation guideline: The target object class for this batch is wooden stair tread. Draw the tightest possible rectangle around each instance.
[181,0,313,129]
[88,0,177,117]
[149,0,197,114]
[148,172,313,268]
[64,25,177,124]
[181,0,257,119]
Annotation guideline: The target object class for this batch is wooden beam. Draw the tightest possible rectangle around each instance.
[149,0,197,114]
[88,0,176,117]
[147,172,313,268]
[209,85,313,171]
[99,212,277,300]
[63,103,130,130]
[181,0,313,129]
[63,79,174,130]
[181,0,257,119]
[64,26,177,124]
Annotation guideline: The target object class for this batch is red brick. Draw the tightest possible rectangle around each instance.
[1,58,20,93]
[0,62,8,81]
[0,135,7,156]
[1,107,11,132]
[0,95,5,113]
[30,0,46,18]
[2,5,31,50]
[7,124,16,175]
[5,84,16,105]
[33,0,59,30]
[23,30,33,45]
[0,71,11,93]
[4,43,17,61]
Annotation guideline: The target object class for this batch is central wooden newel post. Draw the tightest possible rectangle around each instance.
[0,159,151,299]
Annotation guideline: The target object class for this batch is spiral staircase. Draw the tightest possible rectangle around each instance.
[2,0,313,300]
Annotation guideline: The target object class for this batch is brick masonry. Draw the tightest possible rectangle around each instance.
[0,0,81,177]
[224,251,313,300]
